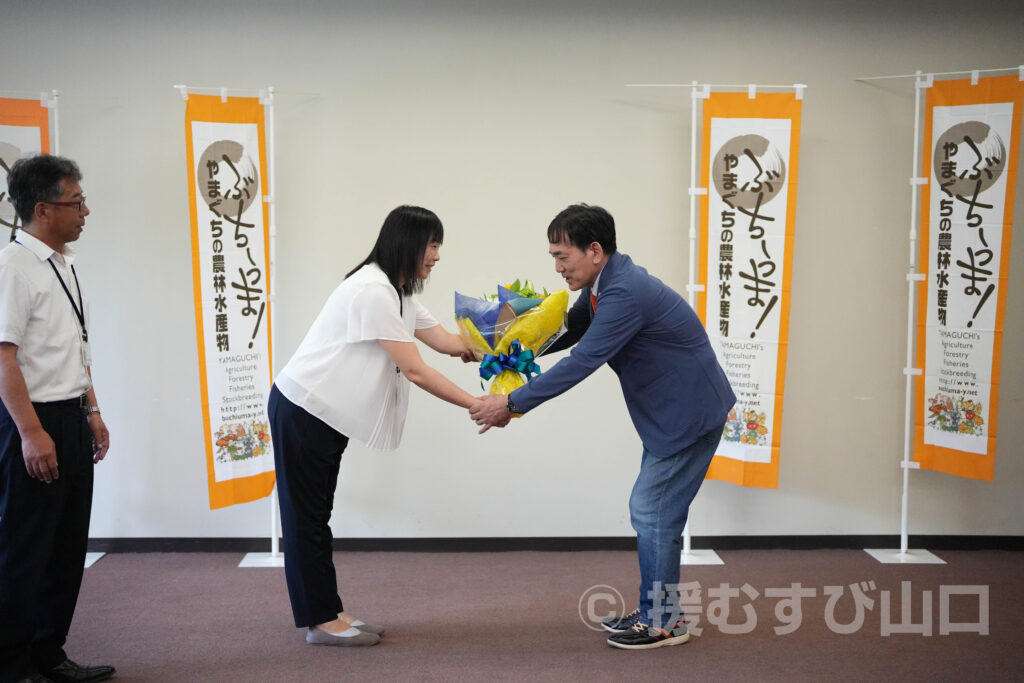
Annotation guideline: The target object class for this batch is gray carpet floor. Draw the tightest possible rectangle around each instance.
[66,549,1021,681]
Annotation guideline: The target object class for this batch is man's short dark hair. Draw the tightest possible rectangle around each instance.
[547,203,617,255]
[7,154,82,226]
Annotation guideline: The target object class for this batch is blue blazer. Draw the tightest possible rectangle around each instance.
[511,251,736,458]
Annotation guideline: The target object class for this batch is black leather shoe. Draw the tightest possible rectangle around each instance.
[16,674,55,683]
[43,659,115,683]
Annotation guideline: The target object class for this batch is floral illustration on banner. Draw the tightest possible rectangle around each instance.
[214,420,271,462]
[927,393,985,436]
[723,407,768,446]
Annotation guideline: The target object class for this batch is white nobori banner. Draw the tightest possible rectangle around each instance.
[185,95,275,508]
[699,91,802,488]
[915,75,1021,481]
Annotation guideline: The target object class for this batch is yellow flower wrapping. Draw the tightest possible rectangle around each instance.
[494,289,569,355]
[457,316,493,358]
[489,369,525,396]
[458,289,568,414]
[458,318,525,403]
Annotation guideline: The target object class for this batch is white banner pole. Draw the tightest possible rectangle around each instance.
[270,487,280,558]
[865,71,943,564]
[265,86,281,561]
[684,81,698,558]
[48,90,59,156]
[687,82,699,305]
[43,86,96,567]
[900,72,925,555]
[682,82,721,566]
[683,80,698,558]
[36,90,60,156]
[239,86,284,568]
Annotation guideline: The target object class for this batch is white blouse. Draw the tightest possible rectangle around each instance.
[274,263,438,450]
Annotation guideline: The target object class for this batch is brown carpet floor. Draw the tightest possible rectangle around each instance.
[67,549,1021,682]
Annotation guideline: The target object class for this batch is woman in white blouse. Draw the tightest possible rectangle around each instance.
[268,205,478,647]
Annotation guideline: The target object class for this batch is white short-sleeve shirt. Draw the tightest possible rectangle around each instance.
[274,263,439,450]
[0,231,92,402]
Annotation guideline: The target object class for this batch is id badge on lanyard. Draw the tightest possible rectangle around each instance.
[81,335,92,366]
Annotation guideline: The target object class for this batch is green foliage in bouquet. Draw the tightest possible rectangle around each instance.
[483,278,551,301]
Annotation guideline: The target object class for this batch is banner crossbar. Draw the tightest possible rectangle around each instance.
[626,83,807,91]
[174,84,320,101]
[855,65,1023,82]
[0,88,53,99]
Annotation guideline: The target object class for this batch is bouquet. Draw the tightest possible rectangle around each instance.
[455,279,569,402]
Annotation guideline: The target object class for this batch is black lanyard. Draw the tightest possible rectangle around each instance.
[14,239,88,342]
[47,260,87,342]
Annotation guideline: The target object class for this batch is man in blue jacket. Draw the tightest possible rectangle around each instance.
[470,203,735,650]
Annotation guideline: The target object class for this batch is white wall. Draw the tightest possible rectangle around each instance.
[4,0,1022,538]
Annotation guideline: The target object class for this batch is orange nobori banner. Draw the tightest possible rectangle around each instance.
[184,94,275,509]
[698,91,802,489]
[1,97,51,235]
[913,75,1022,481]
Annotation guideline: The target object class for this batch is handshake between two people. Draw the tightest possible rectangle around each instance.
[469,394,512,434]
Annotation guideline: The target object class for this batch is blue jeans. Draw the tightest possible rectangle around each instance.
[629,425,722,629]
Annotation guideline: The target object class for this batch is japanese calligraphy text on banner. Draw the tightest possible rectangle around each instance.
[1,97,51,236]
[698,91,802,489]
[185,94,275,509]
[914,75,1021,481]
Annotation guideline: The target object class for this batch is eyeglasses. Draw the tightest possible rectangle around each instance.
[43,197,87,212]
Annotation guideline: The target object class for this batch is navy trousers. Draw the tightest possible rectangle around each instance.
[0,399,93,683]
[268,385,349,628]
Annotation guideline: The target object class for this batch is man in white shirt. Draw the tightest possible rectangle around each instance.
[0,156,114,683]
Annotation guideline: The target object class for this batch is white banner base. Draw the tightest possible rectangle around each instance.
[239,551,284,568]
[680,549,725,565]
[84,552,105,568]
[863,548,945,564]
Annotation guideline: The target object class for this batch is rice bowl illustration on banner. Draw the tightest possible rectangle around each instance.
[455,280,568,410]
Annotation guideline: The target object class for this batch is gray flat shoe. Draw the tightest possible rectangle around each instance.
[306,625,380,647]
[349,619,385,636]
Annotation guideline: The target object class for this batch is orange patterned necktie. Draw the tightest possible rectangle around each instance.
[590,292,597,313]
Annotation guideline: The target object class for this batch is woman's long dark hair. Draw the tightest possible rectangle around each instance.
[346,205,444,296]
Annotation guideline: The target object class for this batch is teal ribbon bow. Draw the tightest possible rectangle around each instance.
[478,339,542,385]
